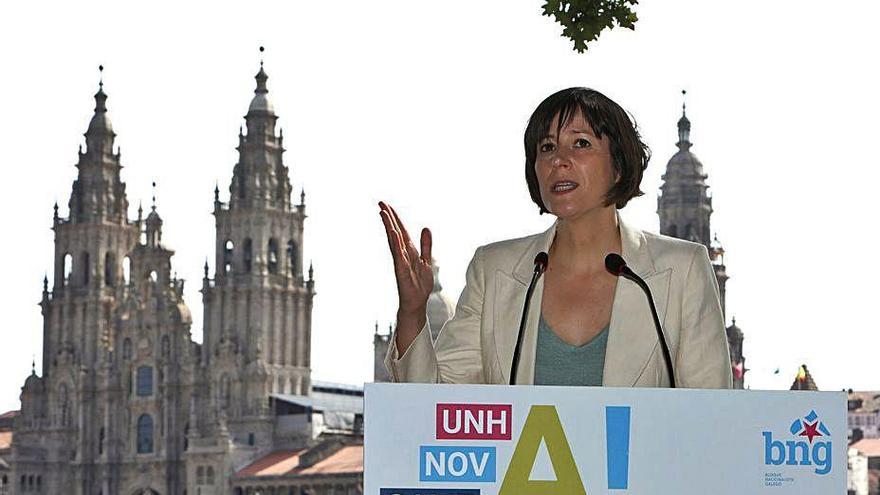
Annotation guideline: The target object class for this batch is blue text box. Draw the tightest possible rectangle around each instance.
[419,445,496,482]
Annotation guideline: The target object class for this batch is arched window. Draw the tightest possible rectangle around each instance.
[137,414,153,453]
[82,251,91,286]
[267,239,279,274]
[136,366,153,396]
[196,466,205,485]
[123,256,131,285]
[224,240,234,275]
[161,335,170,358]
[286,240,297,276]
[123,338,132,360]
[63,253,73,286]
[243,238,253,273]
[148,270,158,283]
[105,252,116,287]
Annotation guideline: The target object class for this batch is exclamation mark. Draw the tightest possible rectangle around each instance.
[605,406,631,490]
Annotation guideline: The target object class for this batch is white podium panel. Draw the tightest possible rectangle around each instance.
[365,384,845,495]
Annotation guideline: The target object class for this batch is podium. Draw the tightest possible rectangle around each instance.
[364,383,845,494]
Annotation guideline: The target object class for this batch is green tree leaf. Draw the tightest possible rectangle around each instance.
[542,0,640,53]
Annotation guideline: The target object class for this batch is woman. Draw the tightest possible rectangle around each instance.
[379,87,732,388]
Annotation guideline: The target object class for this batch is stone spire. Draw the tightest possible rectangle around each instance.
[145,182,163,248]
[68,65,130,225]
[657,90,712,247]
[85,65,115,157]
[228,47,292,212]
[677,89,692,151]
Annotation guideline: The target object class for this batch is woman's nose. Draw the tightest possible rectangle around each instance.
[552,151,571,168]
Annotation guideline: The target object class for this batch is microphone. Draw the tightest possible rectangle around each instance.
[605,253,677,388]
[509,252,548,385]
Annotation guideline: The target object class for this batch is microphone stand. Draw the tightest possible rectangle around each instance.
[509,253,548,385]
[605,253,677,388]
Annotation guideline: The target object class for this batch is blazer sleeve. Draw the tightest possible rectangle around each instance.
[676,244,734,389]
[384,246,487,383]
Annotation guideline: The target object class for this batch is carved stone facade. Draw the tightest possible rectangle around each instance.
[11,65,357,495]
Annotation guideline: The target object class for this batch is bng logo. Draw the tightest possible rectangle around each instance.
[762,410,832,475]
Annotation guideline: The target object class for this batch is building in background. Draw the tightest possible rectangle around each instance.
[849,391,880,442]
[11,63,361,495]
[657,94,746,388]
[848,446,869,495]
[0,410,15,494]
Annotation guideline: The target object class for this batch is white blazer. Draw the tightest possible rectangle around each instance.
[385,214,733,388]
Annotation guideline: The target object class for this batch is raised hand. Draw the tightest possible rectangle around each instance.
[379,201,433,351]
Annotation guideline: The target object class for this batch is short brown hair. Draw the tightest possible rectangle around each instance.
[524,87,650,212]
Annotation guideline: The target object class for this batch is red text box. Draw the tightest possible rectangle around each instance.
[436,403,511,440]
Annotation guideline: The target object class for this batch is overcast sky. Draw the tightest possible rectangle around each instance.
[1,1,878,412]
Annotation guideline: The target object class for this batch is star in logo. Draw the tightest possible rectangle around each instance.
[798,421,823,443]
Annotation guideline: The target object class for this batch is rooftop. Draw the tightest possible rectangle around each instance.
[849,391,880,413]
[236,445,363,479]
[853,438,880,457]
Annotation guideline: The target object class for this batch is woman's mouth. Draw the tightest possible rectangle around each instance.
[552,181,579,194]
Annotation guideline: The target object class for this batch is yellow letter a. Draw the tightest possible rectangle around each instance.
[499,405,586,495]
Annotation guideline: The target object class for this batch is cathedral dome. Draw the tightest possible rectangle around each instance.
[248,94,274,114]
[665,149,705,177]
[726,319,743,340]
[247,66,274,114]
[24,372,44,392]
[87,87,114,135]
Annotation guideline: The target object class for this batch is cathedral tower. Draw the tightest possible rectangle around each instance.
[657,92,746,388]
[202,60,314,446]
[15,72,197,494]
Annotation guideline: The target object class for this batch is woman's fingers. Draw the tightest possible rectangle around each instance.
[420,227,432,265]
[387,204,419,258]
[379,209,406,268]
[380,202,432,292]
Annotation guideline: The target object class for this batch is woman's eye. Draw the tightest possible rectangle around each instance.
[574,138,592,148]
[539,142,555,153]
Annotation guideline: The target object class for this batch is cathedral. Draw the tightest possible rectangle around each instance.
[11,64,363,495]
[375,92,748,388]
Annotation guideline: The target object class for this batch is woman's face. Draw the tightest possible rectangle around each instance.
[535,109,617,221]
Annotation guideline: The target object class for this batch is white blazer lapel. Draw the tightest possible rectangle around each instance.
[603,215,672,386]
[492,222,557,385]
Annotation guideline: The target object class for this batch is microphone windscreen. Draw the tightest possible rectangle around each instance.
[604,253,626,276]
[534,252,549,273]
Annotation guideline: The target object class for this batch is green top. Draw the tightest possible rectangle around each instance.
[534,313,609,386]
